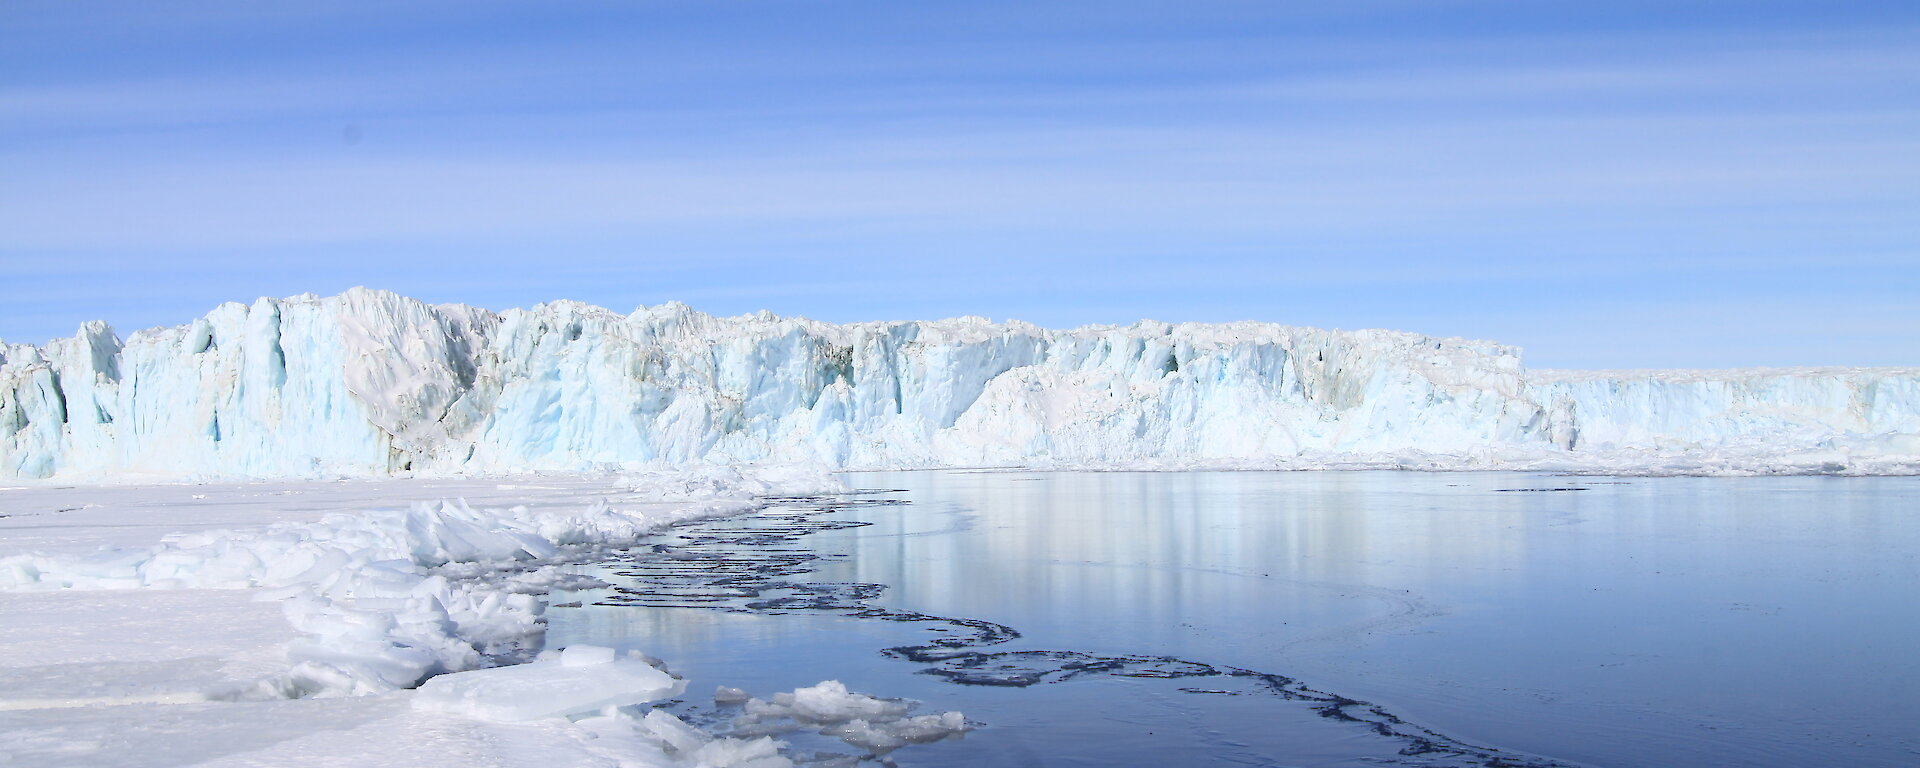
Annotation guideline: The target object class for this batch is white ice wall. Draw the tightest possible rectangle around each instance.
[2,288,1915,479]
[1529,369,1920,451]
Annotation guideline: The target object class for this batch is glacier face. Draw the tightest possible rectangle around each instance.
[2,288,1916,480]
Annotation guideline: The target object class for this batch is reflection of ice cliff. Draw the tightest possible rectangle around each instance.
[2,288,1915,479]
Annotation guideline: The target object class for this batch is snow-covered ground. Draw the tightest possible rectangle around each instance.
[0,467,966,768]
[3,289,1914,481]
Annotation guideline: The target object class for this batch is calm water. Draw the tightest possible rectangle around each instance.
[550,471,1920,767]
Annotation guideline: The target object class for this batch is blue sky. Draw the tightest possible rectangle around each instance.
[3,1,1916,368]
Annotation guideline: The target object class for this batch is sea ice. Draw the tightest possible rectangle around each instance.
[0,471,848,768]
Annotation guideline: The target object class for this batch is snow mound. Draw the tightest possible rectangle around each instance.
[5,288,1914,479]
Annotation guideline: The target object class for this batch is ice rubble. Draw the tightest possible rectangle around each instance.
[0,486,765,697]
[0,468,867,766]
[506,678,968,768]
[3,288,1914,480]
[0,457,991,768]
[407,649,966,766]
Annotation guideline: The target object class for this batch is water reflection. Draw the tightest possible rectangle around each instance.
[556,471,1920,768]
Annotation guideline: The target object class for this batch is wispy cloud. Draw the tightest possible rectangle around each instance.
[2,4,1916,366]
[5,100,1913,252]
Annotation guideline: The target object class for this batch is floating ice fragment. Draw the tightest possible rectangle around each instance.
[744,680,910,724]
[824,711,971,754]
[690,736,791,768]
[734,680,968,755]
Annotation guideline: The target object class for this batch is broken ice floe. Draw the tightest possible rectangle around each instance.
[411,645,793,768]
[725,680,968,757]
[0,468,839,698]
[414,650,965,765]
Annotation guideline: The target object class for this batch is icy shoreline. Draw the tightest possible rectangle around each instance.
[4,288,1915,480]
[0,466,973,767]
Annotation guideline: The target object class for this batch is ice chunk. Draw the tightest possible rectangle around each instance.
[825,711,971,754]
[560,644,617,667]
[744,680,909,724]
[733,680,967,755]
[690,736,791,768]
[411,650,684,722]
[641,709,710,754]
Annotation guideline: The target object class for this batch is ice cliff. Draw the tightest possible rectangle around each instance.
[3,288,1916,479]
